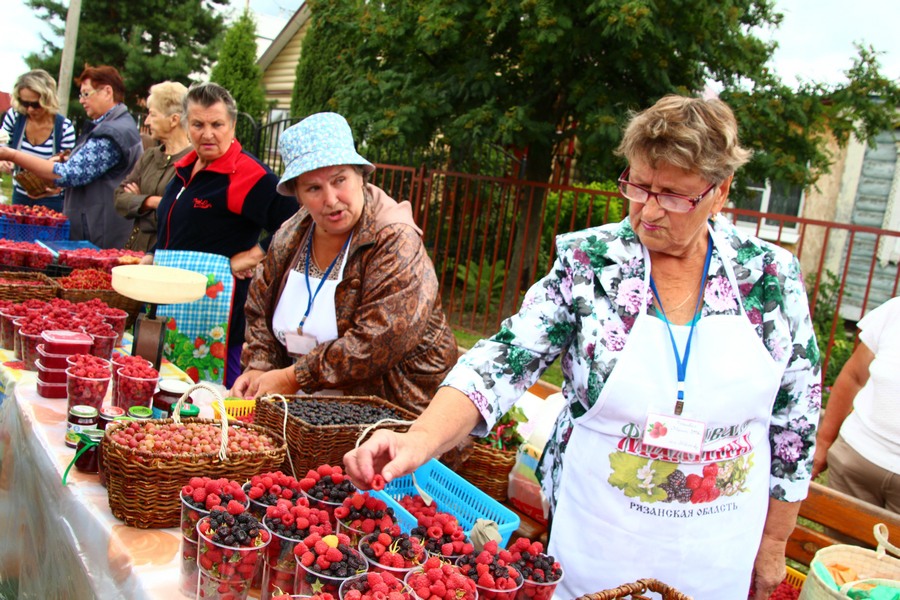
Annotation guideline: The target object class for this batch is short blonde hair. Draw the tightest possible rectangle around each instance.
[616,95,752,184]
[147,81,188,116]
[12,69,61,114]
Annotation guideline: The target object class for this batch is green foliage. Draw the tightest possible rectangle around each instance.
[24,0,226,113]
[210,11,267,122]
[455,258,507,314]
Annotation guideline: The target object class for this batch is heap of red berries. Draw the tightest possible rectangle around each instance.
[410,512,474,558]
[57,268,114,290]
[108,420,278,456]
[457,540,523,597]
[359,528,427,570]
[399,494,438,523]
[294,533,367,595]
[405,556,477,600]
[334,492,397,537]
[299,464,356,504]
[246,470,306,506]
[506,537,563,585]
[181,477,249,540]
[341,570,411,600]
[264,497,333,540]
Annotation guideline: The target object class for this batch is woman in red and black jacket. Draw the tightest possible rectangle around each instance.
[154,82,298,387]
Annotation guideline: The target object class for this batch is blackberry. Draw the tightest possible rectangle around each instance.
[667,469,687,486]
[205,509,263,547]
[274,399,404,426]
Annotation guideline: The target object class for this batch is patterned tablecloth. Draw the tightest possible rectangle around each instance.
[0,343,243,599]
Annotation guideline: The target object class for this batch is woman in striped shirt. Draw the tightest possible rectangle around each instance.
[0,69,76,211]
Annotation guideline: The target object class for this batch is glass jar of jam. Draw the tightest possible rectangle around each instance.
[66,405,99,448]
[127,405,153,420]
[178,404,200,419]
[74,429,105,474]
[98,405,126,430]
[152,378,193,419]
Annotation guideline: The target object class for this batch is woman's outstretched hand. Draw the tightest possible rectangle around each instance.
[343,429,432,490]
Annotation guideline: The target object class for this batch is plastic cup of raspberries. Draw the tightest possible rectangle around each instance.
[404,556,478,600]
[113,363,159,412]
[299,465,358,529]
[260,497,335,600]
[358,529,427,578]
[86,325,118,360]
[196,509,271,600]
[339,570,414,600]
[504,538,564,600]
[334,492,398,548]
[456,544,523,600]
[109,354,153,406]
[66,362,112,411]
[410,512,475,562]
[294,533,367,597]
[99,307,128,345]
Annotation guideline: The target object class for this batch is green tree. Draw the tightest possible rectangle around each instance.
[210,10,268,122]
[294,0,899,312]
[25,0,226,113]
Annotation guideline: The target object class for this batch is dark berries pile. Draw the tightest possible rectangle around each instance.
[359,529,427,570]
[272,399,404,426]
[406,556,477,600]
[341,571,410,600]
[660,469,694,503]
[181,477,248,541]
[246,471,305,505]
[507,537,562,584]
[410,512,473,558]
[200,509,266,548]
[299,464,356,504]
[334,492,397,535]
[457,540,523,596]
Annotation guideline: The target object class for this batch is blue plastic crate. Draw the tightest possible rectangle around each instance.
[370,490,418,533]
[0,218,70,242]
[382,458,521,546]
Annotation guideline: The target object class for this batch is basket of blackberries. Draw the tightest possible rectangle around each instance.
[101,382,286,528]
[254,395,418,477]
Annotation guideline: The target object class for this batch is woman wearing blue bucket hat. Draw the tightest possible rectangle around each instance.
[233,112,459,422]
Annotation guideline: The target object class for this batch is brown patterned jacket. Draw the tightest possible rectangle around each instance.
[241,184,459,416]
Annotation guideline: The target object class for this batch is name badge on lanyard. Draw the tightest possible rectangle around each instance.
[284,331,318,356]
[642,234,713,457]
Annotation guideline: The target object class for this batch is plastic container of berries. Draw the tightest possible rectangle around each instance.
[42,329,93,355]
[37,343,72,369]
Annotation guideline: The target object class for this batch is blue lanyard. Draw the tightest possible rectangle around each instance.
[299,224,351,333]
[648,235,713,416]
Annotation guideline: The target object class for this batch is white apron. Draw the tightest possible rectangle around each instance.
[272,241,350,394]
[548,230,782,599]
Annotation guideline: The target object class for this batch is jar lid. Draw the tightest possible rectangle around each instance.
[158,378,192,395]
[83,429,105,441]
[100,406,126,419]
[179,404,200,417]
[70,405,99,418]
[127,406,153,419]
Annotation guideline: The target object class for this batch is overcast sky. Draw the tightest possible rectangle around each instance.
[2,0,898,97]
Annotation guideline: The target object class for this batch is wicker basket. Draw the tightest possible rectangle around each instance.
[13,170,57,197]
[577,579,690,600]
[0,271,59,302]
[101,382,287,528]
[254,394,418,478]
[455,442,517,502]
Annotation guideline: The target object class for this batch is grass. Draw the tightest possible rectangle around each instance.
[453,327,564,388]
[0,175,11,204]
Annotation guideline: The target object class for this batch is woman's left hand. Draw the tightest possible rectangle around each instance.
[750,534,787,599]
[251,366,300,399]
[230,245,264,280]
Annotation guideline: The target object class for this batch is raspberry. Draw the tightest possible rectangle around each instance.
[702,463,719,478]
[685,474,702,490]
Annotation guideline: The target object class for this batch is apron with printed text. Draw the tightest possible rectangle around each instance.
[548,230,782,599]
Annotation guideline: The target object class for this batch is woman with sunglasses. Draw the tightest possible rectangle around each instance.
[345,95,820,599]
[0,69,75,211]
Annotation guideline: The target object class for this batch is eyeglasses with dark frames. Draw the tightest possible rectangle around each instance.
[617,167,717,213]
[18,99,41,110]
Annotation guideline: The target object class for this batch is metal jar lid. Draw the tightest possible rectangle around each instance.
[82,429,105,442]
[158,378,192,395]
[69,405,99,419]
[100,405,126,419]
[127,406,153,419]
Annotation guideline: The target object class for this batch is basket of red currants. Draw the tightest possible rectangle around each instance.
[101,382,286,528]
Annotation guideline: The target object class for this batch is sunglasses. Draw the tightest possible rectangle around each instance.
[18,99,41,110]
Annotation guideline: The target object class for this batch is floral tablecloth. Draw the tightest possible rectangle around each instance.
[0,344,240,599]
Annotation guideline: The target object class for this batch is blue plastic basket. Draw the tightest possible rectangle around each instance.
[370,490,418,533]
[0,218,70,242]
[382,459,521,546]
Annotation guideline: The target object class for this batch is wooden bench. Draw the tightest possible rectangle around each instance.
[787,481,900,568]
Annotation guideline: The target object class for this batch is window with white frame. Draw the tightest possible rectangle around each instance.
[732,180,804,243]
